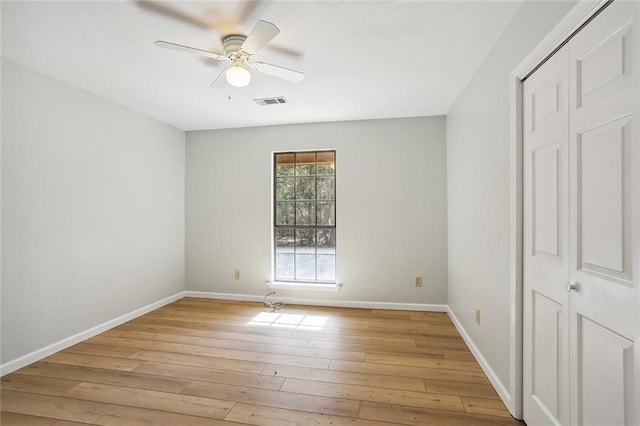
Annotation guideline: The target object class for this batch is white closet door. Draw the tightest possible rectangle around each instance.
[568,2,639,425]
[524,2,639,425]
[523,44,571,425]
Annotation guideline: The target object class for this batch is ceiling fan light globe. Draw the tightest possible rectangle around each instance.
[226,65,251,87]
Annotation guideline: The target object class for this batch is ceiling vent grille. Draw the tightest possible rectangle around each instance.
[254,96,289,106]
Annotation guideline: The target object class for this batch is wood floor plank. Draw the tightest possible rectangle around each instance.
[42,353,143,372]
[183,380,360,418]
[365,353,482,372]
[0,412,92,426]
[262,364,426,392]
[359,402,522,426]
[330,360,491,384]
[225,402,399,426]
[65,342,139,359]
[280,377,465,412]
[95,405,237,426]
[133,361,285,390]
[14,362,191,393]
[0,412,60,426]
[423,379,500,399]
[289,330,417,348]
[126,349,267,373]
[0,390,113,424]
[461,396,515,418]
[413,337,469,351]
[1,298,518,425]
[441,349,476,361]
[63,382,234,419]
[305,338,448,357]
[1,374,80,396]
[0,412,94,426]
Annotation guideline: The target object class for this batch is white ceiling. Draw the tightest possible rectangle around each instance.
[1,1,523,131]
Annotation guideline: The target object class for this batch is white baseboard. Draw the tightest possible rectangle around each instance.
[0,291,186,376]
[184,291,448,312]
[447,307,515,417]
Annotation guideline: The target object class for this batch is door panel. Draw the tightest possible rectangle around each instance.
[568,3,639,424]
[577,20,633,108]
[577,116,631,280]
[577,316,634,426]
[532,291,563,418]
[523,46,570,426]
[533,144,561,258]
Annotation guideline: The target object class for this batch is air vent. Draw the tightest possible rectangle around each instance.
[254,96,289,106]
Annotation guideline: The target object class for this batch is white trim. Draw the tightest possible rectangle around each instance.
[508,0,611,420]
[448,307,512,410]
[0,291,186,376]
[185,291,265,303]
[267,281,342,292]
[508,70,525,420]
[515,0,610,79]
[184,291,447,312]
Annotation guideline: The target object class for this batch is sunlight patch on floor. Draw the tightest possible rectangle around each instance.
[247,312,328,330]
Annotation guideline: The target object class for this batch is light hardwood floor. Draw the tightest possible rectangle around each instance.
[1,298,523,425]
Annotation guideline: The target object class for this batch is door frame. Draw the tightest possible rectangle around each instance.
[508,0,610,419]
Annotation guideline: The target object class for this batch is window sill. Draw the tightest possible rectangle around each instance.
[267,281,342,292]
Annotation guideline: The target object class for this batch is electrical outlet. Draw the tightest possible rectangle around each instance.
[414,276,423,287]
[475,309,481,325]
[234,270,241,280]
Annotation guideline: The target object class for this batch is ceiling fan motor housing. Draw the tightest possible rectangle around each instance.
[222,34,247,57]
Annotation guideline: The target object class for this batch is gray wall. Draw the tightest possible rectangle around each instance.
[446,1,576,391]
[186,117,448,304]
[1,60,186,364]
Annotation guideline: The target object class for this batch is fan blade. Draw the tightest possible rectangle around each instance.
[250,62,304,83]
[233,0,266,26]
[136,1,214,30]
[210,68,229,89]
[241,20,280,55]
[154,41,228,61]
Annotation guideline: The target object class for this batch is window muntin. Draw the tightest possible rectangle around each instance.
[274,151,336,283]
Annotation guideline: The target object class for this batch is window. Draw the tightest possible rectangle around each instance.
[273,151,336,283]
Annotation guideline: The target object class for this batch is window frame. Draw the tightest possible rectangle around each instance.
[272,150,337,284]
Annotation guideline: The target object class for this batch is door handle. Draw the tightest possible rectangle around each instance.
[565,282,578,292]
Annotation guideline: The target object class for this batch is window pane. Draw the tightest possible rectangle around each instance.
[295,228,316,253]
[275,177,295,200]
[296,152,316,176]
[317,229,336,251]
[296,202,315,225]
[276,253,294,280]
[275,228,294,253]
[317,202,335,226]
[276,153,295,177]
[275,202,295,226]
[296,177,315,200]
[295,255,316,280]
[317,255,336,281]
[316,151,335,175]
[317,177,335,200]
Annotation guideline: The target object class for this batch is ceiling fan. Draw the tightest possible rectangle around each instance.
[155,19,304,88]
[153,16,304,88]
